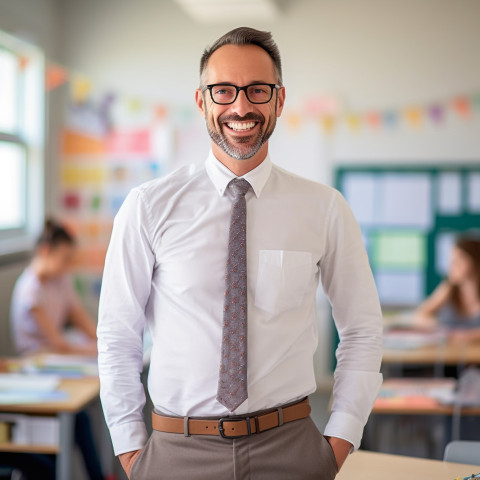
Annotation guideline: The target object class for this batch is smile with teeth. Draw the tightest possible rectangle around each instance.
[226,121,257,131]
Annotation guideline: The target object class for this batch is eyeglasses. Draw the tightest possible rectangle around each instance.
[203,83,280,105]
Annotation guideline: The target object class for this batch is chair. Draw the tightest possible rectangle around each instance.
[443,441,480,465]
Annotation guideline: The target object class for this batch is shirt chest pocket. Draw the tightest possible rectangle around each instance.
[254,250,314,316]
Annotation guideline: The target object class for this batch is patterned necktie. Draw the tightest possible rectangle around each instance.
[217,178,251,411]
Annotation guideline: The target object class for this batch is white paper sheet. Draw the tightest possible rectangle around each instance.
[375,271,424,305]
[468,172,480,213]
[379,173,432,229]
[437,172,462,214]
[341,173,378,226]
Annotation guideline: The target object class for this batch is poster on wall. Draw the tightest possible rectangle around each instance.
[59,90,172,313]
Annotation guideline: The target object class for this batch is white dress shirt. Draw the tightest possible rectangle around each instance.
[98,151,383,455]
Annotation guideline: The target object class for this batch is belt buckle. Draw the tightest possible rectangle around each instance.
[218,417,251,439]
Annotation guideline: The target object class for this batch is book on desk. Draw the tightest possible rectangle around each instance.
[0,354,98,449]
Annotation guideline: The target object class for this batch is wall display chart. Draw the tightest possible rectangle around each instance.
[335,165,480,308]
[58,92,174,314]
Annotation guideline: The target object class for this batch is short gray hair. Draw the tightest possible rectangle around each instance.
[199,27,283,88]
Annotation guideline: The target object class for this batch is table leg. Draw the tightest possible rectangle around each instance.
[57,412,74,480]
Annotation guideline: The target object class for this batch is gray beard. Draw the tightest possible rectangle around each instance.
[204,94,277,160]
[207,124,270,160]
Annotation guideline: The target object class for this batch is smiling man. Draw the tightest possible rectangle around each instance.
[98,27,383,480]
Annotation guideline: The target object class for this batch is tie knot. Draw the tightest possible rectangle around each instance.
[228,178,251,199]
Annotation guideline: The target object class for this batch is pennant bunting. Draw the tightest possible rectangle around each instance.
[128,98,143,112]
[46,63,69,91]
[346,114,361,132]
[427,104,445,125]
[41,53,480,136]
[71,74,92,104]
[404,107,423,127]
[305,96,339,116]
[319,115,336,135]
[18,55,30,71]
[155,105,168,121]
[365,112,381,129]
[452,97,471,118]
[285,112,302,132]
[383,111,398,128]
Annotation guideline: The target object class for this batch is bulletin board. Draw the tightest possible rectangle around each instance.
[335,164,480,308]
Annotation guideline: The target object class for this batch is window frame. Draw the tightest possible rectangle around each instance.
[0,30,45,261]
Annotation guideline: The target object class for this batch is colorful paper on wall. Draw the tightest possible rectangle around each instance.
[437,172,462,214]
[70,74,92,104]
[372,231,426,269]
[379,174,433,229]
[342,173,377,226]
[106,128,152,157]
[468,173,480,213]
[61,166,107,188]
[62,130,105,156]
[375,271,424,305]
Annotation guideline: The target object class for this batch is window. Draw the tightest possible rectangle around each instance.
[0,30,44,256]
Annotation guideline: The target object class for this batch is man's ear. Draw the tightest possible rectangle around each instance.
[276,86,285,118]
[195,89,206,118]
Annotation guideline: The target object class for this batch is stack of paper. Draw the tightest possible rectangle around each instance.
[0,373,66,404]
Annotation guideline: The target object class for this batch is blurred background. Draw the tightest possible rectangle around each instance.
[1,0,480,477]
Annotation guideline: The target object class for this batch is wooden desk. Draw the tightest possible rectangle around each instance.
[0,377,100,480]
[373,378,480,416]
[383,339,480,365]
[336,450,479,480]
[370,377,480,453]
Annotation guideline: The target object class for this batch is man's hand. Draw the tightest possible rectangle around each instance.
[118,449,142,478]
[325,436,352,471]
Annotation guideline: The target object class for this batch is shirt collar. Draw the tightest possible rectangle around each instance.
[205,150,272,198]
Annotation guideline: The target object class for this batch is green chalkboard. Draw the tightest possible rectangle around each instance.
[330,164,480,369]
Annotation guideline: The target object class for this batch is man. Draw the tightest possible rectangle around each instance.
[98,27,383,480]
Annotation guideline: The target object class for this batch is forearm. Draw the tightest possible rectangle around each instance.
[70,305,97,340]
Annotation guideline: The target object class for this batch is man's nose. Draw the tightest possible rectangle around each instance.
[231,90,252,117]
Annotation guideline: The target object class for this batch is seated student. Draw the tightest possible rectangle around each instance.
[10,219,97,355]
[8,219,104,480]
[416,236,480,343]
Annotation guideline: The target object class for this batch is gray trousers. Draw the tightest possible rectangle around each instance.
[130,415,338,480]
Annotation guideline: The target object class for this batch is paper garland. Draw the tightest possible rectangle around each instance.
[13,51,480,136]
[284,92,480,134]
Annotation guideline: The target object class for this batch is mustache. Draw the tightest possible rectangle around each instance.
[219,113,264,123]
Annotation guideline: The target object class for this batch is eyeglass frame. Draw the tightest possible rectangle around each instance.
[202,83,281,105]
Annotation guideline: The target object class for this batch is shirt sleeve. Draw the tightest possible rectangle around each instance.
[320,190,383,450]
[97,187,155,455]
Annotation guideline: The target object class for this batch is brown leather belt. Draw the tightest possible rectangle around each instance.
[152,398,311,439]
